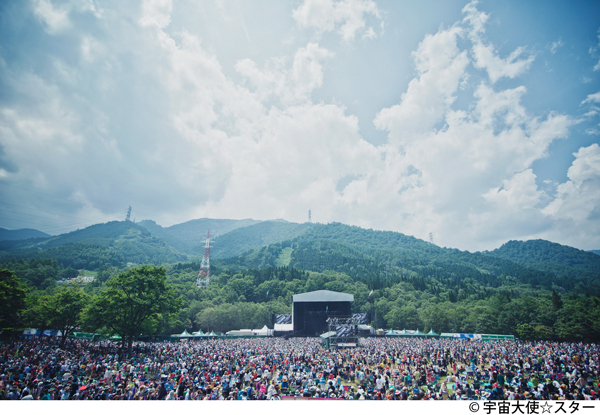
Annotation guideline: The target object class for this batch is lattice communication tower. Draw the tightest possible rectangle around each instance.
[125,206,132,222]
[196,230,212,288]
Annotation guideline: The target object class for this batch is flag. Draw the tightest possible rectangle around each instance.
[266,290,269,297]
[369,290,373,297]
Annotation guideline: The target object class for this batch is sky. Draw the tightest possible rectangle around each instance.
[1,0,600,252]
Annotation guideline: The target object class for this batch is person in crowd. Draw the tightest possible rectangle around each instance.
[0,335,598,400]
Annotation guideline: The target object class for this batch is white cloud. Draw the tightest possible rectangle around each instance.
[593,29,600,71]
[32,0,71,33]
[374,26,469,141]
[139,0,173,29]
[471,44,535,83]
[363,2,575,250]
[463,0,535,83]
[292,0,382,41]
[550,38,564,54]
[582,91,600,105]
[483,169,543,210]
[581,92,600,135]
[2,1,596,251]
[542,144,600,248]
[236,43,333,106]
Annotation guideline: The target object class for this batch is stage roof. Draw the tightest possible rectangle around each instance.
[292,290,354,303]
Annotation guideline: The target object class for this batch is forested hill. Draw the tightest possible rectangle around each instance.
[484,239,600,277]
[0,228,51,241]
[0,221,187,270]
[2,219,600,341]
[205,222,600,341]
[216,222,600,295]
[138,218,261,255]
[210,221,313,259]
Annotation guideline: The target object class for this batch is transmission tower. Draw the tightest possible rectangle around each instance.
[308,209,312,223]
[196,230,212,288]
[125,206,132,222]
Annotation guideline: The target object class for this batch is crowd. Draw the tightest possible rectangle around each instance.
[0,336,598,400]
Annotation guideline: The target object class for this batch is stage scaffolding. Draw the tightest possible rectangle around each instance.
[322,316,362,349]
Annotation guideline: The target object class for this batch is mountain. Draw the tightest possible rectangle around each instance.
[1,221,187,268]
[210,220,313,259]
[205,222,600,341]
[216,222,599,295]
[138,218,261,255]
[590,250,600,256]
[484,239,600,278]
[0,228,51,241]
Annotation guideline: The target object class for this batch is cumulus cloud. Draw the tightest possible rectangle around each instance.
[1,0,381,231]
[463,0,535,83]
[236,43,333,105]
[484,169,544,210]
[31,0,102,34]
[374,26,469,141]
[139,0,172,29]
[363,1,576,250]
[1,0,596,251]
[541,144,600,247]
[293,0,382,41]
[32,0,71,33]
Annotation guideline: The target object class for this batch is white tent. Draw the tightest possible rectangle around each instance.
[253,325,271,336]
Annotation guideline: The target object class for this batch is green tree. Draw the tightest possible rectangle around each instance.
[84,265,181,355]
[0,269,28,333]
[51,287,89,348]
[516,323,535,340]
[22,293,56,337]
[533,325,553,340]
[59,267,79,280]
[552,290,563,310]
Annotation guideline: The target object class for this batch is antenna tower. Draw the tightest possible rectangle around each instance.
[308,209,312,223]
[125,206,132,222]
[196,230,212,287]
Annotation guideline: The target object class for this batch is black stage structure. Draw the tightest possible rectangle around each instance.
[292,290,354,337]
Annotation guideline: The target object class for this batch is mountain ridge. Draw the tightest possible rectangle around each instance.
[0,228,51,241]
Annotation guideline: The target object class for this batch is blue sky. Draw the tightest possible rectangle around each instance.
[0,0,599,252]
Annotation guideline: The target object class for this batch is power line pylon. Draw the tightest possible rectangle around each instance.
[196,230,212,288]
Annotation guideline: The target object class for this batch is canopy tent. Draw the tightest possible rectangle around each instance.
[440,333,483,340]
[384,329,430,337]
[171,329,197,339]
[426,329,440,337]
[226,329,253,336]
[68,332,98,341]
[254,325,270,336]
